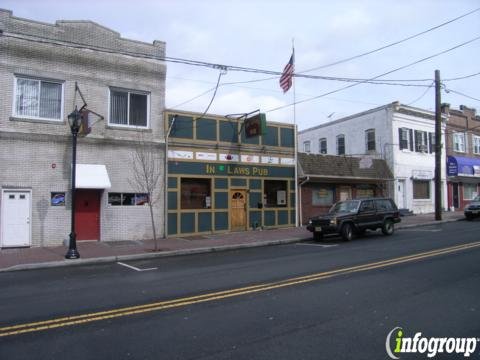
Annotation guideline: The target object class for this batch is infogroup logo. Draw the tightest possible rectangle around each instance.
[385,327,479,359]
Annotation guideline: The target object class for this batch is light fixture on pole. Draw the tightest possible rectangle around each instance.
[65,107,81,259]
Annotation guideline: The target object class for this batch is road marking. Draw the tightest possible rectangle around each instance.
[400,229,442,232]
[1,241,480,338]
[295,243,339,248]
[117,262,157,272]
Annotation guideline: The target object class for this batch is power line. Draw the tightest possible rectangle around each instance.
[266,35,480,113]
[406,81,435,106]
[443,71,480,81]
[445,88,480,103]
[300,7,480,74]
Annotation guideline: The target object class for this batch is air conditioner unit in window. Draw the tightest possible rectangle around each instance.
[418,145,428,152]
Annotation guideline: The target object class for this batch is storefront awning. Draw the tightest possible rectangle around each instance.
[447,156,480,177]
[76,164,111,189]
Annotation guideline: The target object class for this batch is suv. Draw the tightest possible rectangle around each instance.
[464,195,480,220]
[306,198,401,241]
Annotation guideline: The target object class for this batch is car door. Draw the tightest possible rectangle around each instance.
[356,200,377,228]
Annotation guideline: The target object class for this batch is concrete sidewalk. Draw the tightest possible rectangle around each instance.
[0,211,465,272]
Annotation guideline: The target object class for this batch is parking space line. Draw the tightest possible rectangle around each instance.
[117,262,158,272]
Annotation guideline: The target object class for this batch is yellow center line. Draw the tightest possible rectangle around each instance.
[1,241,479,338]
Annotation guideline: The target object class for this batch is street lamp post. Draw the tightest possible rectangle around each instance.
[65,107,81,259]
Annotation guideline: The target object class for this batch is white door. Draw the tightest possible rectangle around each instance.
[397,180,406,209]
[1,190,31,247]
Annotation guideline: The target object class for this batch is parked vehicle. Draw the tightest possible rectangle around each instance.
[306,198,401,241]
[464,195,480,220]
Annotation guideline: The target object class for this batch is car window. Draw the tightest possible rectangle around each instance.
[329,200,360,213]
[375,199,393,211]
[360,200,375,211]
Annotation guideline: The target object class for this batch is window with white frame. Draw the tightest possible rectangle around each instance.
[453,132,466,153]
[14,76,63,121]
[109,88,149,128]
[303,140,311,153]
[319,138,327,154]
[365,129,376,152]
[463,183,478,200]
[336,134,345,155]
[398,127,411,150]
[473,135,480,154]
[414,130,428,152]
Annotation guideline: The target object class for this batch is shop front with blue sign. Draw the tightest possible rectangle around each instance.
[446,156,480,210]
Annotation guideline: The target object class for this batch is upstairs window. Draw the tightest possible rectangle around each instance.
[399,127,413,151]
[414,130,428,152]
[336,134,345,155]
[303,140,311,153]
[365,129,376,152]
[14,77,63,121]
[319,138,327,154]
[453,132,466,153]
[473,135,480,155]
[109,88,149,128]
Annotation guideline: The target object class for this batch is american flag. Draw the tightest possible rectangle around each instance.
[279,53,294,93]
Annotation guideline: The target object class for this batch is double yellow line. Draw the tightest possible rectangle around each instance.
[1,241,479,338]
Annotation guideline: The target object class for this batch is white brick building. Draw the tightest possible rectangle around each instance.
[298,102,448,214]
[0,9,166,247]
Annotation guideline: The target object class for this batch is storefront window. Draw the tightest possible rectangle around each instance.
[264,180,287,207]
[413,180,430,199]
[181,178,211,209]
[463,183,478,200]
[356,188,374,198]
[312,187,334,206]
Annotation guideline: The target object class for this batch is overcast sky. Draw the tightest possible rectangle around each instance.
[2,0,479,130]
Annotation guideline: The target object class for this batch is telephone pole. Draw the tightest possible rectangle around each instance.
[434,70,442,221]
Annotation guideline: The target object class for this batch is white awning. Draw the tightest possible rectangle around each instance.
[75,164,111,189]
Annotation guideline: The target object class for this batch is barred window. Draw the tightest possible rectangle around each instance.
[14,77,63,120]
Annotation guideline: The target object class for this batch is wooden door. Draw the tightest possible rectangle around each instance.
[230,190,247,231]
[75,189,101,240]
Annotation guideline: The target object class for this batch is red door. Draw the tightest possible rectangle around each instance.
[75,189,101,240]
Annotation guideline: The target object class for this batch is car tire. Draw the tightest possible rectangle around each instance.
[382,219,394,235]
[313,232,323,241]
[341,223,354,241]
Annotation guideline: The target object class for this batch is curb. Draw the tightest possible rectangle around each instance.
[0,236,312,273]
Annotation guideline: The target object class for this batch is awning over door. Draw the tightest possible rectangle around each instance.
[76,164,111,189]
[447,156,480,177]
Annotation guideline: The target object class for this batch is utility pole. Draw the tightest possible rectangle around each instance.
[434,70,442,221]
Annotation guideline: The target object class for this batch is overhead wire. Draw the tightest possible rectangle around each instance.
[266,35,480,113]
[406,81,435,106]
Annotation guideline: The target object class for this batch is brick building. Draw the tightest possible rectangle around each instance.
[0,9,166,247]
[298,153,393,224]
[443,104,480,210]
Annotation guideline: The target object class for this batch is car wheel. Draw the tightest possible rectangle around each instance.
[313,232,323,241]
[341,223,354,241]
[382,219,394,235]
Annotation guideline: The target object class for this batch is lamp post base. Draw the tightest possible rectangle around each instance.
[65,233,80,259]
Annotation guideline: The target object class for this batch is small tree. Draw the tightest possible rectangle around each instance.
[130,135,163,251]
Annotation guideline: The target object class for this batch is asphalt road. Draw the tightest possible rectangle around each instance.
[1,220,480,359]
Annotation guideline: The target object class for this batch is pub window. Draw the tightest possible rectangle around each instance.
[181,178,211,209]
[264,180,287,207]
[413,180,430,199]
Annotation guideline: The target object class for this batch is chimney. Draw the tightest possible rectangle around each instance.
[441,103,450,115]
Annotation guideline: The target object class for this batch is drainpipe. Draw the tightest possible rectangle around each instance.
[298,176,310,226]
[164,114,177,238]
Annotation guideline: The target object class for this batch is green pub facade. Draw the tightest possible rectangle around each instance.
[166,110,296,236]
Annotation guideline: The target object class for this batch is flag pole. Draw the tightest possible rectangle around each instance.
[292,39,299,227]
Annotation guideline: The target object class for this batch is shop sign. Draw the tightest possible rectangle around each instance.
[447,160,458,176]
[474,166,480,177]
[219,154,240,162]
[206,164,269,176]
[261,156,279,164]
[280,157,295,165]
[196,152,217,161]
[412,170,433,180]
[241,155,259,163]
[168,150,194,160]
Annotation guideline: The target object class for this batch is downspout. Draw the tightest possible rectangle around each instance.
[164,114,176,238]
[298,176,310,226]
